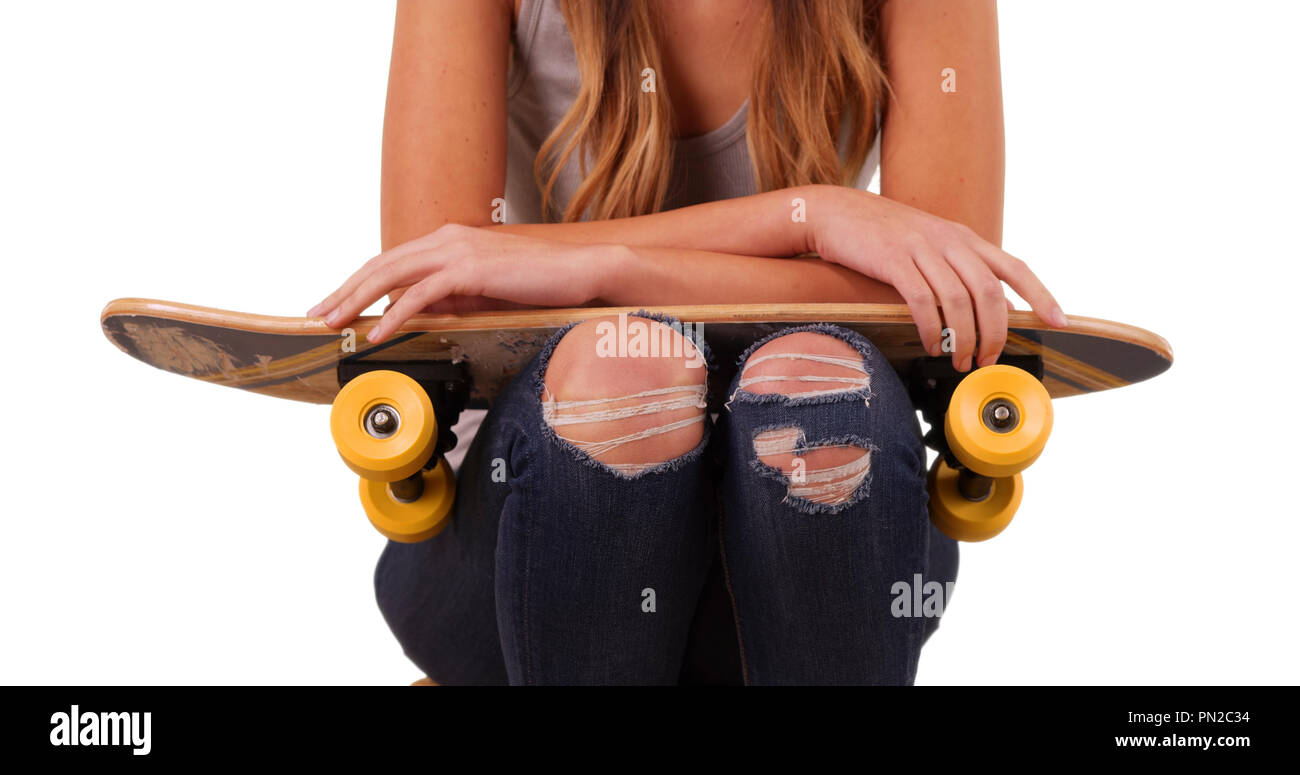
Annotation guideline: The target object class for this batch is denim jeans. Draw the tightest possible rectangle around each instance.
[374,319,958,685]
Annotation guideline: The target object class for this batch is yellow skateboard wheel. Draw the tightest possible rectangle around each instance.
[330,370,437,482]
[927,458,1023,542]
[360,457,456,543]
[944,364,1052,478]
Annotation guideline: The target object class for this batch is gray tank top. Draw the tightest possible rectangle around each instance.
[504,0,879,224]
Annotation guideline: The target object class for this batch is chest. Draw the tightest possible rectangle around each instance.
[654,0,764,137]
[513,0,764,139]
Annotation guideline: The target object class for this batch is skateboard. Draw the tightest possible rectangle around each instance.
[101,298,1172,543]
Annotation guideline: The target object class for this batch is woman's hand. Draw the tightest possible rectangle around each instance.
[307,225,614,343]
[804,184,1067,371]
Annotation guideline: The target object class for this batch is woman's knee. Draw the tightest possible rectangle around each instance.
[730,327,889,509]
[540,315,709,476]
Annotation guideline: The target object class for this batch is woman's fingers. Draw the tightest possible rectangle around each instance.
[976,244,1067,328]
[912,248,976,371]
[325,254,441,327]
[310,252,409,321]
[368,280,431,343]
[307,254,385,319]
[944,244,1009,369]
[889,261,945,358]
[307,233,443,318]
[369,268,466,343]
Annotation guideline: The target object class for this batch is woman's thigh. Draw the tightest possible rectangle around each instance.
[494,313,717,684]
[718,324,958,685]
[375,313,718,685]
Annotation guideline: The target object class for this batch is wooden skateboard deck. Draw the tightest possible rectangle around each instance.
[101,298,1172,409]
[106,296,1175,408]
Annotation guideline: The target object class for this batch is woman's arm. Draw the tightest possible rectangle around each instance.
[880,0,1005,246]
[379,0,511,249]
[489,187,814,258]
[317,227,907,343]
[878,0,1010,367]
[608,248,904,306]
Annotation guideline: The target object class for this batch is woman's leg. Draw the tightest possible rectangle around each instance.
[373,402,517,685]
[718,325,958,685]
[495,314,716,684]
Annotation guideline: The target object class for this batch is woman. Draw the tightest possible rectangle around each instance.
[309,0,1065,685]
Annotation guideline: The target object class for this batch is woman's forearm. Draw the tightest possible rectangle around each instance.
[491,186,819,258]
[599,245,904,306]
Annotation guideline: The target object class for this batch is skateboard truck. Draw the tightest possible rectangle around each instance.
[330,362,469,543]
[327,354,1053,544]
[908,356,1053,542]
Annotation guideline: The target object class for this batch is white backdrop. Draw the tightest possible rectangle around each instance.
[1,1,1295,685]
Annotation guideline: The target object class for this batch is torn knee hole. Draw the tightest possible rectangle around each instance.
[543,384,706,475]
[753,427,871,506]
[541,317,708,476]
[729,332,870,405]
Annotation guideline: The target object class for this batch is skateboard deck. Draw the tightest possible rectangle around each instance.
[100,298,1172,409]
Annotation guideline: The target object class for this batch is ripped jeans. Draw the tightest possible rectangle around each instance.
[374,316,958,685]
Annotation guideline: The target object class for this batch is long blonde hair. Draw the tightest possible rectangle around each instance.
[536,0,888,223]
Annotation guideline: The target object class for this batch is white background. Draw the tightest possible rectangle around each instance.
[1,1,1295,685]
